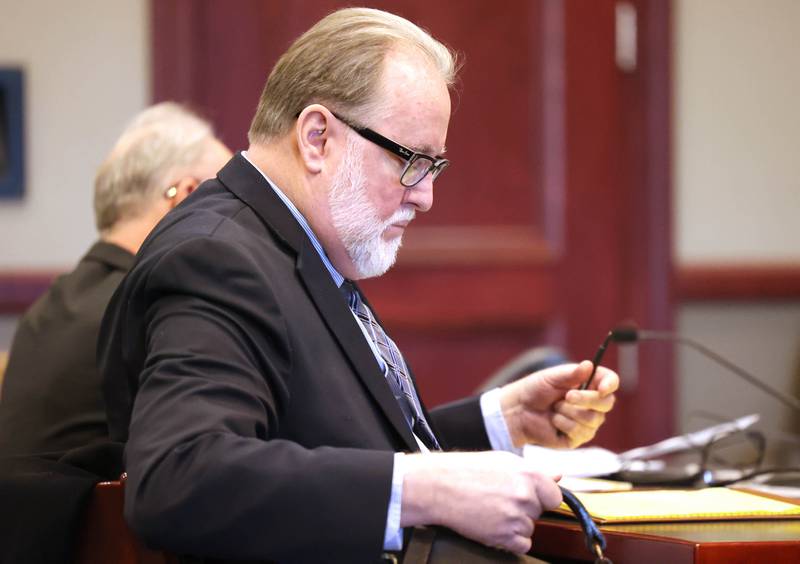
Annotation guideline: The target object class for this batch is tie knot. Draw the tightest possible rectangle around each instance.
[340,280,358,308]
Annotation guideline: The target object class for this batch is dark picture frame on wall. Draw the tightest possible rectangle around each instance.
[0,68,25,199]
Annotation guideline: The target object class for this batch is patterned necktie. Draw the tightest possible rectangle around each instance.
[342,282,440,451]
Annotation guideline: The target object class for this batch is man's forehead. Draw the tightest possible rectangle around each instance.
[377,106,449,156]
[377,52,452,155]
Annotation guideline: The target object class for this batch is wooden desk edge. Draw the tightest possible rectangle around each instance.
[531,517,800,563]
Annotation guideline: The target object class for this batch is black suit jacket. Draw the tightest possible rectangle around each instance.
[99,154,490,563]
[0,241,134,457]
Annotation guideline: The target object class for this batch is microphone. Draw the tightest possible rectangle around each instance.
[578,326,639,390]
[583,325,800,412]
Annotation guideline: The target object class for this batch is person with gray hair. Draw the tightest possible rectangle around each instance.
[100,8,618,563]
[0,102,231,457]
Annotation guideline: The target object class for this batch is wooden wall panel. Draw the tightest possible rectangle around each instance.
[0,272,58,314]
[558,0,675,449]
[677,264,800,301]
[616,0,675,447]
[153,0,547,228]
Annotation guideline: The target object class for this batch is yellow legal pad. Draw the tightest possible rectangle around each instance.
[554,487,800,524]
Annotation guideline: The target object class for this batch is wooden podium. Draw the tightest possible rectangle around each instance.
[530,516,800,563]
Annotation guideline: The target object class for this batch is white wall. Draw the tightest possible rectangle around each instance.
[674,0,800,463]
[0,0,149,269]
[675,0,800,264]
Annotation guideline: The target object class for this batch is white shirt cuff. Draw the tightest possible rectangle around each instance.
[383,452,405,550]
[480,387,523,455]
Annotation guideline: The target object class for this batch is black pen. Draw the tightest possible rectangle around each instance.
[580,331,614,390]
[558,330,614,438]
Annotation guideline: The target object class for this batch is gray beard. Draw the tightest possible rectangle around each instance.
[328,136,414,279]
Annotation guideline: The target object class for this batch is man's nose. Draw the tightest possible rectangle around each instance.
[402,175,434,212]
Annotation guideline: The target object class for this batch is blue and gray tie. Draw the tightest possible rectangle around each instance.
[342,281,440,451]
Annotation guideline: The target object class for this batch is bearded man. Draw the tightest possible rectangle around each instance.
[99,8,618,563]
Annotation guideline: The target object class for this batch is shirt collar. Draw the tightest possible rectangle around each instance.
[241,151,345,289]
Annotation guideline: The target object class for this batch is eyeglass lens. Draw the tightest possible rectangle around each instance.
[401,155,448,187]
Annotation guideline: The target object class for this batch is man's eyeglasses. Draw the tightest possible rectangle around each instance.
[616,426,767,488]
[331,112,449,188]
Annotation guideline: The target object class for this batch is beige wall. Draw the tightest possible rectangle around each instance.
[674,0,800,463]
[675,304,800,463]
[0,0,149,269]
[675,0,800,263]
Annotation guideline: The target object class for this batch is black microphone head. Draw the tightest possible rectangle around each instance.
[611,325,639,343]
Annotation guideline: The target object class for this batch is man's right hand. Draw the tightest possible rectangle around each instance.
[399,451,562,554]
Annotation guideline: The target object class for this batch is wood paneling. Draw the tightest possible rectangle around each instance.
[0,271,59,314]
[605,0,675,448]
[361,264,555,331]
[10,263,800,319]
[677,264,800,301]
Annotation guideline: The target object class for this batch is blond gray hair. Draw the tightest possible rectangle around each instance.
[248,7,458,143]
[93,102,216,232]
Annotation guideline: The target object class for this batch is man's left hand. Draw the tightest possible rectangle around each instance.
[499,361,618,449]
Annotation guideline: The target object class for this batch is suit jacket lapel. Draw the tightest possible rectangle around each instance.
[295,242,418,451]
[357,289,447,449]
[218,154,419,451]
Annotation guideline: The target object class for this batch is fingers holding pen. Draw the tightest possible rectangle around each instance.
[579,364,620,395]
[597,366,620,396]
[562,389,616,413]
[554,402,608,428]
[551,392,614,446]
[551,412,601,447]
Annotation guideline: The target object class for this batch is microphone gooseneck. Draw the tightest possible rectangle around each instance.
[608,325,639,343]
[610,326,800,413]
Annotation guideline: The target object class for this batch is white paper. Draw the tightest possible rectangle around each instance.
[523,445,623,477]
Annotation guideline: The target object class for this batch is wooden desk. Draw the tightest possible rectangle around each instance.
[531,517,800,563]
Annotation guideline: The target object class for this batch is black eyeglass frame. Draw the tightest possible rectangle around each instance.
[614,427,768,488]
[331,112,449,188]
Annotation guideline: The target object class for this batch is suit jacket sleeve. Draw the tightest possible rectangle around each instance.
[429,396,492,451]
[116,237,393,563]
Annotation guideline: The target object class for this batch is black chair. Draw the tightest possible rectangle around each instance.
[475,347,567,394]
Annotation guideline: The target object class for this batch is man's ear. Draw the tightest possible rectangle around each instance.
[296,104,334,174]
[167,176,200,207]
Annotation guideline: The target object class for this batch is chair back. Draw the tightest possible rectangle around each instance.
[74,479,177,564]
[475,346,567,394]
[0,350,8,399]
